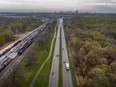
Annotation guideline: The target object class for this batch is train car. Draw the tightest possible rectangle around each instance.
[24,40,33,49]
[2,58,12,67]
[10,46,17,53]
[0,43,14,57]
[0,50,7,57]
[17,40,34,55]
[0,55,7,63]
[0,64,4,72]
[17,47,25,55]
[0,52,3,57]
[0,57,12,72]
[0,53,18,72]
[8,53,18,59]
[13,40,22,47]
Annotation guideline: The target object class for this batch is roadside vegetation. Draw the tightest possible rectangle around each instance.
[64,17,116,87]
[0,18,42,47]
[34,25,57,87]
[1,21,56,87]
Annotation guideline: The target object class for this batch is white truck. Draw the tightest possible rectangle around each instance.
[66,62,69,70]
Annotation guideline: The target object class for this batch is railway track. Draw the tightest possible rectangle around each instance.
[0,21,49,85]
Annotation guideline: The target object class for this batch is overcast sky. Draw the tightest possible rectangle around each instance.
[0,0,116,13]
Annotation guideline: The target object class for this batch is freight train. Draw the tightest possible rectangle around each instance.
[0,22,48,72]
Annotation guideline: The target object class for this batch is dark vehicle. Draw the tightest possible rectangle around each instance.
[0,53,3,57]
[18,40,33,55]
[17,47,25,55]
[13,40,21,47]
[0,65,5,72]
[52,71,55,75]
[3,58,12,67]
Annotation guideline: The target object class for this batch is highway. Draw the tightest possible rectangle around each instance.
[61,19,73,87]
[0,22,48,85]
[48,19,61,87]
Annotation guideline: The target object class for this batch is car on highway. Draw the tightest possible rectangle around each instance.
[66,62,69,70]
[56,54,58,57]
[52,71,54,75]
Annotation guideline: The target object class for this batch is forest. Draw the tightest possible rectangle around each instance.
[0,18,42,47]
[64,17,116,87]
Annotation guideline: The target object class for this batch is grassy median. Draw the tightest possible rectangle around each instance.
[58,28,63,87]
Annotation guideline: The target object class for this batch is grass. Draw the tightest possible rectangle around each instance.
[58,28,63,87]
[34,36,56,87]
[34,24,58,87]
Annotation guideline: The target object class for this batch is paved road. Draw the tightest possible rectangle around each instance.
[48,19,61,87]
[61,19,73,87]
[30,24,57,87]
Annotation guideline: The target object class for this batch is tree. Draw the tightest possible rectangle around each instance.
[26,46,39,66]
[85,51,99,70]
[83,41,101,54]
[100,58,108,65]
[0,33,5,46]
[107,73,116,87]
[95,64,111,72]
[110,60,116,74]
[104,46,116,64]
[85,68,111,87]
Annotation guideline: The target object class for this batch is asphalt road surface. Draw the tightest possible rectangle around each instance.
[48,19,61,87]
[61,19,73,87]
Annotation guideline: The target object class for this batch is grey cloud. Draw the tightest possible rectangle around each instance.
[91,5,116,13]
[0,0,116,12]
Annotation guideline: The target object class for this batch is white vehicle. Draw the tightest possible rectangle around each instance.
[66,62,69,70]
[40,29,44,31]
